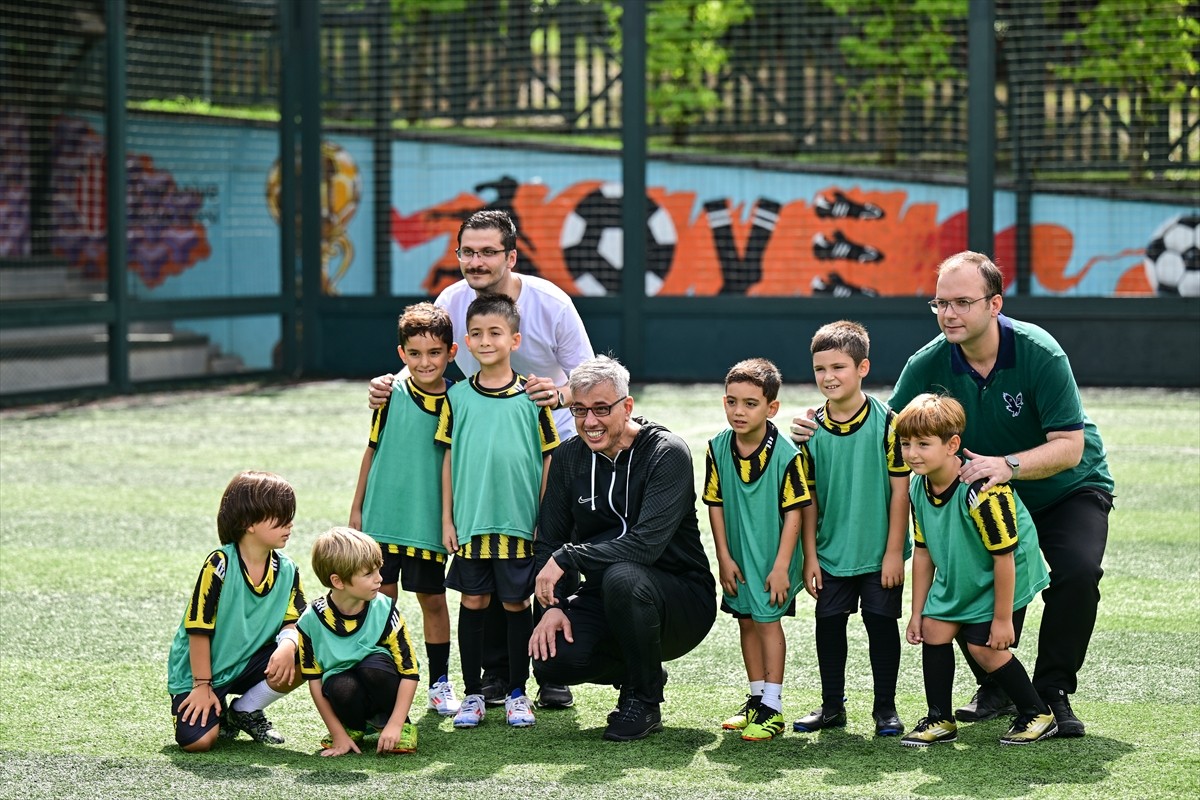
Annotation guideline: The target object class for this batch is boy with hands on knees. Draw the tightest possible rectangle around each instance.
[895,394,1054,747]
[167,471,307,752]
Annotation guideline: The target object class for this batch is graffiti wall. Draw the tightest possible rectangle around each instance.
[390,140,1197,299]
[2,115,1196,326]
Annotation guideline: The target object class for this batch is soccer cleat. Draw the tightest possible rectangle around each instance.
[1000,712,1058,745]
[480,671,507,707]
[811,271,878,298]
[504,688,536,727]
[381,722,419,754]
[225,708,285,744]
[216,710,239,740]
[812,230,883,263]
[721,694,762,730]
[814,191,885,221]
[603,698,663,742]
[535,682,574,709]
[955,684,1016,722]
[741,704,786,742]
[427,675,462,716]
[1042,688,1085,737]
[872,708,905,737]
[319,728,365,750]
[792,704,847,733]
[453,693,487,728]
[901,717,958,747]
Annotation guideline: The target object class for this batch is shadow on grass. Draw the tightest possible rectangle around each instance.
[414,711,720,787]
[706,720,1134,798]
[897,726,1135,799]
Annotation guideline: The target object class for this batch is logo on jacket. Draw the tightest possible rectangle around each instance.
[1003,392,1024,417]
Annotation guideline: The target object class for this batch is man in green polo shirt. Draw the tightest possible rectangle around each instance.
[888,251,1114,738]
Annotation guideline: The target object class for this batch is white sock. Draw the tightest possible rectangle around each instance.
[749,680,766,697]
[231,680,287,713]
[761,682,783,713]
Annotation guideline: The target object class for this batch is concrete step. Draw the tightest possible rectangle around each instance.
[0,325,246,395]
[0,259,106,302]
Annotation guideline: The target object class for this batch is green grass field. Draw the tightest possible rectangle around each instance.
[1,381,1197,800]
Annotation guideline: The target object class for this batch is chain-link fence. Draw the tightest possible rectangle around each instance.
[2,0,1196,399]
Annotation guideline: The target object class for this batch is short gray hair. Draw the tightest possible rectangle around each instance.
[568,355,629,398]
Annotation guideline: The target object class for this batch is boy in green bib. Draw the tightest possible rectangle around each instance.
[895,394,1055,747]
[167,471,307,751]
[437,293,559,729]
[704,358,814,741]
[794,321,911,737]
[350,302,461,718]
[297,527,421,756]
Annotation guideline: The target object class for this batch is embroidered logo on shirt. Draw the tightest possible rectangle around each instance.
[578,495,596,505]
[1003,391,1024,417]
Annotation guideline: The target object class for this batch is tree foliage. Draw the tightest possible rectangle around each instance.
[603,0,754,144]
[1053,0,1199,106]
[821,0,966,163]
[1052,0,1199,178]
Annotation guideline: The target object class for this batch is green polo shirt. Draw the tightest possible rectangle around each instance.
[890,315,1113,513]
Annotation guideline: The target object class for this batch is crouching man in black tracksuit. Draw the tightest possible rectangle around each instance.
[529,355,717,741]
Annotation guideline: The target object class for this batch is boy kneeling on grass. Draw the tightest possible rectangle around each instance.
[895,394,1055,747]
[167,471,307,752]
[297,527,421,756]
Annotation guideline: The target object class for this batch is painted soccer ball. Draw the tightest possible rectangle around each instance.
[560,183,677,296]
[1144,214,1200,297]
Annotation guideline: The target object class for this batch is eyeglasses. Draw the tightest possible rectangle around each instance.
[568,395,628,418]
[455,247,509,262]
[928,295,994,314]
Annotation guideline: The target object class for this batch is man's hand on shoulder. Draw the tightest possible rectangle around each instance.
[790,408,818,445]
[368,374,395,410]
[959,449,1013,492]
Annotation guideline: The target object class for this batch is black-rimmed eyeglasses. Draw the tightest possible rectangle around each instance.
[568,396,628,418]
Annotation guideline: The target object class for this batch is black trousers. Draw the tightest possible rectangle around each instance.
[534,561,716,704]
[962,488,1112,697]
[322,652,402,731]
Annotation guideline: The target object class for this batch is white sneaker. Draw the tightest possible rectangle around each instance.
[427,675,461,716]
[452,694,486,728]
[504,688,536,727]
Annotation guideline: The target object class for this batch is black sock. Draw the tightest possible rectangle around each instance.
[458,605,487,696]
[425,641,451,686]
[922,642,955,721]
[815,614,848,709]
[863,612,900,713]
[987,655,1047,717]
[505,606,533,694]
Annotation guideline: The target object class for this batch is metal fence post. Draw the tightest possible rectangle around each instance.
[967,0,996,259]
[372,0,392,297]
[279,0,299,375]
[106,0,130,391]
[299,0,323,373]
[621,2,647,378]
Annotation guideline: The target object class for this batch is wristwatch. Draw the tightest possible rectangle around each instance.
[1004,454,1021,480]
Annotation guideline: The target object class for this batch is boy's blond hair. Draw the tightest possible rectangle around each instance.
[311,527,384,588]
[810,320,870,365]
[893,393,966,444]
[216,471,296,544]
[724,357,782,402]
